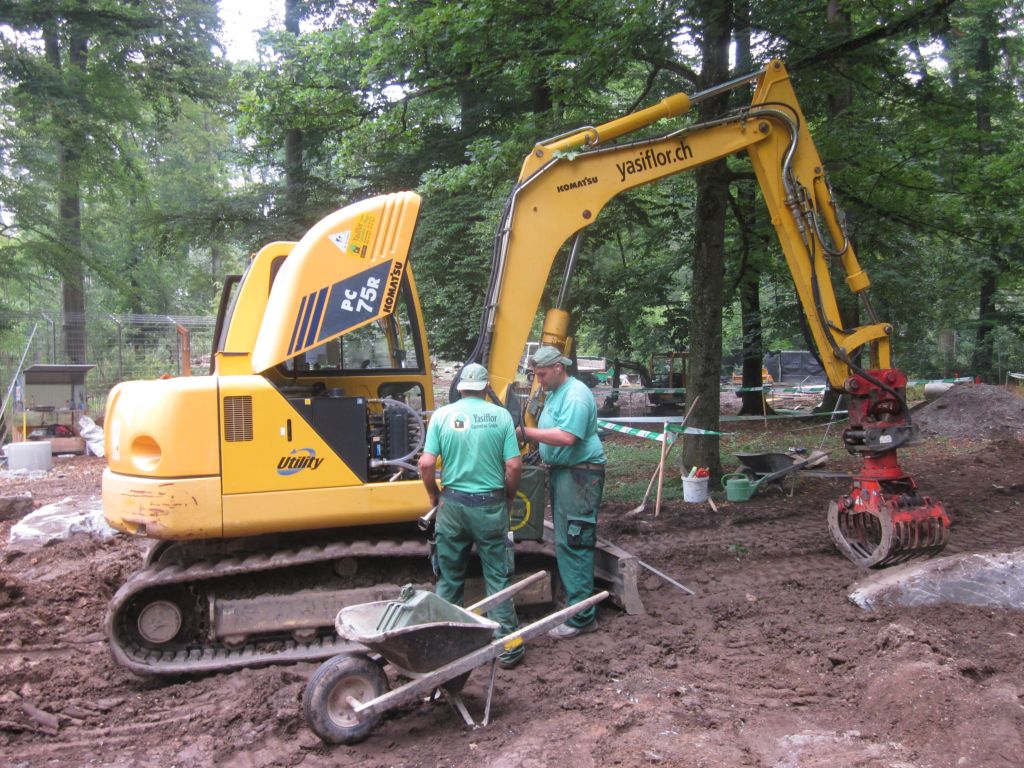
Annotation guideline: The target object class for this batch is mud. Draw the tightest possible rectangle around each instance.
[2,428,1024,767]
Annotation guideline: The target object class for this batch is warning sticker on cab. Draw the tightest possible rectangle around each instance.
[348,213,376,259]
[328,230,351,253]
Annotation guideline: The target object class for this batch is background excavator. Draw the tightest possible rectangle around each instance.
[103,60,949,676]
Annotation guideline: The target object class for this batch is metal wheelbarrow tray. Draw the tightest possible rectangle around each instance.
[734,451,801,478]
[303,571,608,745]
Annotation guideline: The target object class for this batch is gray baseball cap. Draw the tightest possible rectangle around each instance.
[456,362,489,391]
[531,346,572,367]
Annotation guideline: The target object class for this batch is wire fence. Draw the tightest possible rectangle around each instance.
[0,309,216,418]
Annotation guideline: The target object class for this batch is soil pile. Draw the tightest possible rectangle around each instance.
[914,383,1024,440]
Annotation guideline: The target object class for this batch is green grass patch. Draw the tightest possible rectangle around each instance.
[598,416,852,504]
[602,438,667,503]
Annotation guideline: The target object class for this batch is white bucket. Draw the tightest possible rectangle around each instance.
[4,441,53,471]
[682,475,708,503]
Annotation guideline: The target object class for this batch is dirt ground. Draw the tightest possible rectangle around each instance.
[2,385,1024,767]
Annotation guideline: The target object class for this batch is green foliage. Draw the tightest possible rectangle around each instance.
[0,0,228,316]
[728,543,750,561]
[1,0,1024,397]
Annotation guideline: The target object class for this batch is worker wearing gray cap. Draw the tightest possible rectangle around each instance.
[419,363,525,668]
[518,346,605,639]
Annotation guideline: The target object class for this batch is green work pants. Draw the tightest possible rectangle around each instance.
[435,494,519,638]
[550,466,605,628]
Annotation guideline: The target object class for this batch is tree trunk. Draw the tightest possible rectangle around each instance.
[46,22,88,364]
[972,267,997,381]
[682,0,733,477]
[283,0,305,231]
[737,268,772,415]
[970,27,998,381]
[458,79,482,138]
[814,0,856,412]
[732,0,772,417]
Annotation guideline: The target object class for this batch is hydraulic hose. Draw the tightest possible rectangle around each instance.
[369,397,426,469]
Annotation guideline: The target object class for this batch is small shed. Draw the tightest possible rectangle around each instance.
[11,363,94,452]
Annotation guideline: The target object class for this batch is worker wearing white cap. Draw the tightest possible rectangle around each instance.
[419,363,525,668]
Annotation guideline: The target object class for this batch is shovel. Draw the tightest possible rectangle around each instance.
[627,395,700,516]
[627,439,676,516]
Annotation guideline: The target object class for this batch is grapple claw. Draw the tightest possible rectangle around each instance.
[828,486,950,569]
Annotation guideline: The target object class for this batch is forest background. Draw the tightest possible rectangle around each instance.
[0,0,1022,465]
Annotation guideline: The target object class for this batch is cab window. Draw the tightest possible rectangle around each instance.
[282,279,423,374]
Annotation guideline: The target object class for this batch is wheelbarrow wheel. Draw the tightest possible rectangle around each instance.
[304,653,389,745]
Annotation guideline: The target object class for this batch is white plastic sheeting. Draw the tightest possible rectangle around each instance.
[3,441,52,471]
[9,495,117,547]
[849,549,1024,611]
[78,415,105,458]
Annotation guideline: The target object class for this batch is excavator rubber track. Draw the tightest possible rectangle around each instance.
[106,529,645,676]
[105,537,433,676]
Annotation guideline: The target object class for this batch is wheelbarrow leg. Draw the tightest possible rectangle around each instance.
[481,657,496,727]
[439,658,498,728]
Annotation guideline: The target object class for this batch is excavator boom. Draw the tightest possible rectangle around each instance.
[467,59,948,567]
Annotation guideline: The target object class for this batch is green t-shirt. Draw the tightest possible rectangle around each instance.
[423,396,519,494]
[537,376,606,467]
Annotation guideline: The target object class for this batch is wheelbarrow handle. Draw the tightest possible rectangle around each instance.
[467,570,547,615]
[755,453,825,486]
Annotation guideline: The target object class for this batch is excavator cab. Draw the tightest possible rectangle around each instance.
[105,192,436,541]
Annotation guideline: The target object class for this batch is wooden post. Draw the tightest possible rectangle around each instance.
[654,424,670,516]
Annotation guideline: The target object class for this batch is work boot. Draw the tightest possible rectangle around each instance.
[547,620,598,639]
[497,646,525,669]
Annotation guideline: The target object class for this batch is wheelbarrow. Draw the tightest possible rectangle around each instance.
[722,451,828,502]
[303,571,608,745]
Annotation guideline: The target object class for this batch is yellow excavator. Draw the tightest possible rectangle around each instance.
[103,60,949,675]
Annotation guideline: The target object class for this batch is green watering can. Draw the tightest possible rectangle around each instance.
[721,472,757,502]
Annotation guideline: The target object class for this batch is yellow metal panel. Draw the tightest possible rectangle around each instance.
[222,480,432,537]
[219,376,364,495]
[218,241,294,376]
[488,122,770,398]
[746,61,890,382]
[104,376,220,478]
[251,193,422,373]
[103,469,223,539]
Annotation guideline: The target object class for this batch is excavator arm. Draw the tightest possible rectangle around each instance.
[469,59,948,567]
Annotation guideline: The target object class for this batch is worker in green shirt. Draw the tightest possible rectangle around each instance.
[518,346,605,639]
[419,363,525,669]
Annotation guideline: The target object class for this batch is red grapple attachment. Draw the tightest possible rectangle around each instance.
[828,370,951,568]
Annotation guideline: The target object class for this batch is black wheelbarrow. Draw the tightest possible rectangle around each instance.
[303,571,608,745]
[724,450,829,500]
[734,451,802,478]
